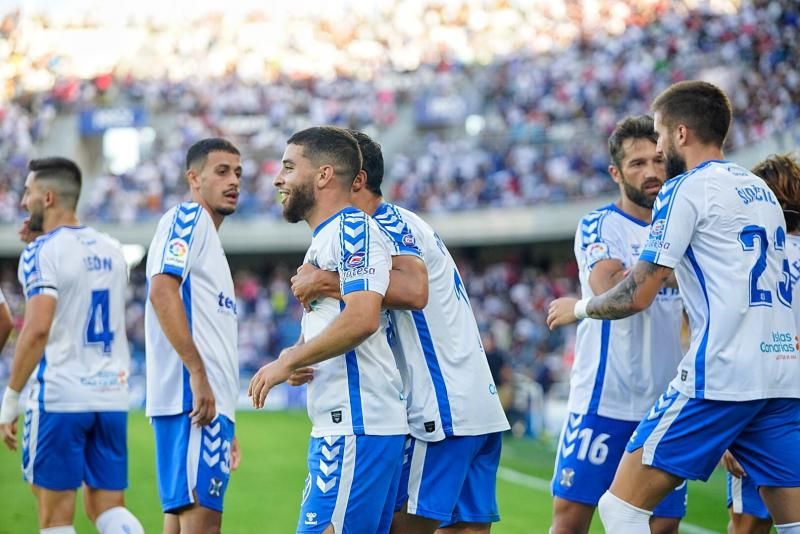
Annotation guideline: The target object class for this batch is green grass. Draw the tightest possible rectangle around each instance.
[0,411,735,533]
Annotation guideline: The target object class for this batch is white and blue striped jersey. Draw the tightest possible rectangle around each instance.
[145,202,239,421]
[18,226,129,412]
[302,206,408,438]
[641,160,800,400]
[374,203,510,441]
[570,204,684,421]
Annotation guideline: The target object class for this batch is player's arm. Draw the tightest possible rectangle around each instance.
[588,258,628,294]
[249,290,382,408]
[547,259,674,329]
[0,302,13,353]
[291,256,428,310]
[1,295,56,450]
[148,273,215,426]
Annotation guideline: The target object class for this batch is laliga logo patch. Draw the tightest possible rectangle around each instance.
[650,219,666,237]
[402,233,416,247]
[167,238,188,263]
[586,242,608,262]
[346,254,364,268]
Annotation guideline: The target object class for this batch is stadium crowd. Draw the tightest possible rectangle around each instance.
[1,0,797,222]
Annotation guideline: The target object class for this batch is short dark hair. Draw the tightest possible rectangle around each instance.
[752,154,800,233]
[348,129,384,196]
[651,80,732,147]
[286,126,362,187]
[608,115,658,168]
[186,138,240,171]
[28,157,82,209]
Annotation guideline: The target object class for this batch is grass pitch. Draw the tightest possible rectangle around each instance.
[0,411,734,533]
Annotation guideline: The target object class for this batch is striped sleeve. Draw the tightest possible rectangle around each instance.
[578,209,623,271]
[640,175,696,267]
[151,202,205,279]
[18,239,58,299]
[338,211,390,296]
[372,204,422,258]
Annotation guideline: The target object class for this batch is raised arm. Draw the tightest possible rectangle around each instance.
[291,256,428,311]
[547,259,674,329]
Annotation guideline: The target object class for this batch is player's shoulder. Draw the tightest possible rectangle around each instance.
[578,204,614,247]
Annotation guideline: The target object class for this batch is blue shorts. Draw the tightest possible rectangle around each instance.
[21,407,127,491]
[297,434,405,534]
[395,433,503,526]
[728,473,771,520]
[628,388,800,486]
[152,413,235,513]
[552,412,686,518]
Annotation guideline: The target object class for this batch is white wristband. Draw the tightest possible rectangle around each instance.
[573,298,590,320]
[0,387,21,424]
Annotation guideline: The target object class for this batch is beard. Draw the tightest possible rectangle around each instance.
[665,149,688,179]
[282,181,316,223]
[622,179,657,209]
[28,203,45,232]
[215,205,236,217]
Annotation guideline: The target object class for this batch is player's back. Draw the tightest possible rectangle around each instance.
[643,161,800,400]
[786,234,800,332]
[376,203,509,441]
[302,207,408,437]
[19,225,130,412]
[570,205,684,421]
[144,202,239,421]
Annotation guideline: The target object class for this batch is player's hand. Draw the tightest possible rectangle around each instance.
[287,367,315,386]
[721,450,746,478]
[18,218,42,244]
[231,436,241,471]
[291,264,323,312]
[248,357,292,409]
[0,420,18,451]
[547,297,579,330]
[188,370,216,427]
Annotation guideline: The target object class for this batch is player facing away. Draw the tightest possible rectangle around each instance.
[145,138,242,534]
[248,126,409,534]
[289,130,510,534]
[721,154,800,534]
[551,116,686,534]
[548,80,800,533]
[0,158,143,534]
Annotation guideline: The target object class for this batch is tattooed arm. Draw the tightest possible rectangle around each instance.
[546,260,674,328]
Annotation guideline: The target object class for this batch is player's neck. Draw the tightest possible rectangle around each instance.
[43,210,80,233]
[362,194,384,216]
[684,146,725,172]
[306,195,352,232]
[617,198,651,224]
[194,197,224,230]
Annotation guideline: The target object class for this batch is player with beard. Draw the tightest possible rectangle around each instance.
[550,115,686,534]
[145,138,242,534]
[548,81,800,533]
[249,126,408,534]
[0,157,143,534]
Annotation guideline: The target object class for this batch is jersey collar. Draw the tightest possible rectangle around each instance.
[312,206,359,237]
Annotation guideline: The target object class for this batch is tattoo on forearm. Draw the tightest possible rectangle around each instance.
[586,261,671,320]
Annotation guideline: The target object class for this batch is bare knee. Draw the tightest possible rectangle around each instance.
[34,486,77,529]
[436,523,491,534]
[178,505,222,534]
[551,497,594,534]
[391,509,440,534]
[729,511,773,534]
[650,516,680,534]
[83,487,124,523]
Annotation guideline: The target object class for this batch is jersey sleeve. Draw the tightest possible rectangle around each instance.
[372,206,423,258]
[578,210,626,270]
[149,202,207,280]
[640,175,698,268]
[337,212,391,297]
[18,239,58,299]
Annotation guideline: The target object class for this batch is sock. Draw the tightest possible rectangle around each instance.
[95,506,145,534]
[776,522,800,533]
[40,527,76,534]
[598,491,652,533]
